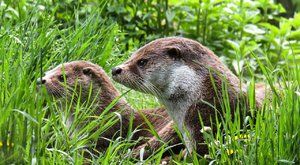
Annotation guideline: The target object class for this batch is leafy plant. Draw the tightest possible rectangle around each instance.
[107,0,300,78]
[0,0,299,164]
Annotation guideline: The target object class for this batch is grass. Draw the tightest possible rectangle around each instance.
[0,1,299,165]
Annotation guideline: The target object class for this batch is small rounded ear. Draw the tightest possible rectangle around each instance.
[83,67,94,76]
[167,46,182,60]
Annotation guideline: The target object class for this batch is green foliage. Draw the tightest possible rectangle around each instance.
[202,60,300,164]
[0,0,299,164]
[107,0,300,77]
[0,0,123,164]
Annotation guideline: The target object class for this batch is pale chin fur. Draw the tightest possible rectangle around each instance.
[56,100,76,130]
[151,64,203,153]
[62,114,74,130]
[61,113,80,139]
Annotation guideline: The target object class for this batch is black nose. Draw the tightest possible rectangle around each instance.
[111,67,122,76]
[37,78,46,85]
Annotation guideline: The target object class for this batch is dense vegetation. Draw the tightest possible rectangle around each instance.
[0,0,299,164]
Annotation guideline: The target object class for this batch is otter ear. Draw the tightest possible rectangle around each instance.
[166,46,182,60]
[83,67,94,76]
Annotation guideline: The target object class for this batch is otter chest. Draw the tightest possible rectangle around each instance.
[161,100,187,131]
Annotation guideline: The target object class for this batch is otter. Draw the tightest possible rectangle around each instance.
[38,60,183,159]
[112,37,265,155]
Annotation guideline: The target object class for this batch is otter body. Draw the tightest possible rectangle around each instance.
[40,61,182,158]
[112,37,264,154]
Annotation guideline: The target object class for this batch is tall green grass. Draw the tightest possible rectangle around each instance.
[0,3,123,164]
[0,2,160,164]
[202,58,300,164]
[0,1,299,165]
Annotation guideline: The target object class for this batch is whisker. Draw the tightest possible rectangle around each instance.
[136,76,162,96]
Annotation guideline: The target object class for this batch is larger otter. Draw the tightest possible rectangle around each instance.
[112,37,264,154]
[39,60,182,159]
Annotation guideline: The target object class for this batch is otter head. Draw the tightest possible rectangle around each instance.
[112,37,206,102]
[38,61,113,106]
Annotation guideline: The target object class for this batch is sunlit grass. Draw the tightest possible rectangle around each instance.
[0,1,299,164]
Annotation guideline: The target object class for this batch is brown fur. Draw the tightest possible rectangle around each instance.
[112,37,266,155]
[40,60,183,159]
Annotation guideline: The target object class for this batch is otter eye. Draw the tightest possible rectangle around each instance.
[137,59,148,67]
[58,75,66,82]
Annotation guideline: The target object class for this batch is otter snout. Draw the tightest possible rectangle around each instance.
[111,67,122,76]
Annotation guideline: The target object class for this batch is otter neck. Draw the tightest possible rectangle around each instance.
[155,64,245,152]
[97,81,134,114]
[157,65,202,132]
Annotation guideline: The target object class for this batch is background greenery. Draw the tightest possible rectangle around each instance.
[0,0,299,164]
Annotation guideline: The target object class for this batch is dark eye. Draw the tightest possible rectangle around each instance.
[58,75,66,82]
[137,59,148,67]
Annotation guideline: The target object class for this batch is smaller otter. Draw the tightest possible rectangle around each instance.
[112,37,265,155]
[39,61,183,159]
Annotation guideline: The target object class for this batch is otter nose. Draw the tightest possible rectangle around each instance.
[111,67,122,76]
[37,78,46,85]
